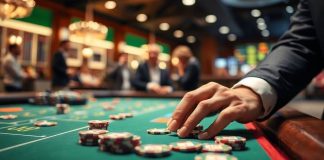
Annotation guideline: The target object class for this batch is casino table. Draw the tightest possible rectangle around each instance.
[0,91,287,160]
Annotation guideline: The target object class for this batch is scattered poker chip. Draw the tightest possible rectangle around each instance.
[56,103,70,114]
[88,120,110,130]
[0,114,17,120]
[135,144,171,157]
[109,114,126,120]
[102,102,115,110]
[214,136,246,150]
[147,128,171,135]
[195,153,238,160]
[33,120,57,127]
[187,129,203,138]
[170,141,202,152]
[119,112,133,118]
[201,143,232,154]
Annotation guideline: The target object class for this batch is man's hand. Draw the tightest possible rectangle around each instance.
[167,82,264,139]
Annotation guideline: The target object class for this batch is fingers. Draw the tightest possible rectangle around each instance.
[167,82,219,131]
[177,94,229,138]
[198,104,243,139]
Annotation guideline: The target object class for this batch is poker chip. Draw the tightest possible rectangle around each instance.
[79,129,108,146]
[119,112,133,118]
[0,114,17,120]
[88,120,110,130]
[98,132,136,154]
[102,102,115,110]
[33,120,57,127]
[56,103,70,114]
[201,143,232,154]
[170,141,202,152]
[109,114,126,120]
[135,144,171,157]
[195,153,238,160]
[214,136,246,150]
[147,128,171,135]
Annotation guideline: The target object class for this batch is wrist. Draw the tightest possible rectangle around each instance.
[233,86,264,115]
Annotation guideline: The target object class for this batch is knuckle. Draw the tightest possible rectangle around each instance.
[198,100,211,110]
[221,110,236,120]
[184,92,195,100]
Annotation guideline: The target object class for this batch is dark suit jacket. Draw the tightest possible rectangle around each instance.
[51,51,69,87]
[107,65,132,90]
[131,62,173,91]
[179,59,200,91]
[246,0,324,119]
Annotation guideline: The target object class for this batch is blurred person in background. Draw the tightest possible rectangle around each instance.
[132,44,173,95]
[172,45,200,91]
[106,53,132,90]
[51,40,71,91]
[2,44,32,92]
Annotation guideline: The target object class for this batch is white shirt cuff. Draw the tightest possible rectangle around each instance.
[232,77,278,119]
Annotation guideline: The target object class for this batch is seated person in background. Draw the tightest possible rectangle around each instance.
[107,53,132,90]
[51,40,71,91]
[132,44,173,95]
[2,44,30,92]
[172,45,200,91]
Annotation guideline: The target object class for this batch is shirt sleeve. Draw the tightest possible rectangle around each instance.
[232,77,278,119]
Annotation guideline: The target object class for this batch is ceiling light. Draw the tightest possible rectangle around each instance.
[187,35,196,43]
[261,30,270,37]
[173,30,184,38]
[159,62,167,69]
[257,23,267,30]
[182,0,195,6]
[0,0,35,20]
[251,9,261,17]
[136,13,147,22]
[131,60,139,69]
[286,6,294,14]
[256,17,265,24]
[82,47,94,58]
[219,26,230,34]
[205,14,217,23]
[227,34,237,42]
[69,3,108,40]
[105,1,117,9]
[159,22,170,31]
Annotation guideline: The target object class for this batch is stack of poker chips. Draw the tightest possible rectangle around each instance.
[56,103,70,114]
[88,120,110,130]
[214,136,246,150]
[79,129,108,146]
[98,132,141,154]
[29,91,87,105]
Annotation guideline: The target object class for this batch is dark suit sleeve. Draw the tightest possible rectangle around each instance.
[52,53,67,76]
[162,69,173,87]
[245,0,324,118]
[131,64,148,91]
[179,63,200,90]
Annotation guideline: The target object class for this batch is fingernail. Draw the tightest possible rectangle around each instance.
[166,118,172,126]
[168,120,178,131]
[198,132,209,139]
[177,126,188,137]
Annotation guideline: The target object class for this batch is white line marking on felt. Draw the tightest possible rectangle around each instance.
[0,126,88,153]
[0,132,46,138]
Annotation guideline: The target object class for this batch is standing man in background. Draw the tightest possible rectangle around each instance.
[172,45,200,91]
[2,44,28,92]
[132,44,173,95]
[51,40,70,91]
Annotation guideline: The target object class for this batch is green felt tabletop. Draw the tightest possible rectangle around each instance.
[0,98,270,160]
